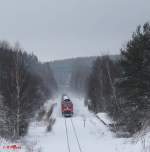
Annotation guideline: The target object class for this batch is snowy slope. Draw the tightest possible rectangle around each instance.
[22,95,146,152]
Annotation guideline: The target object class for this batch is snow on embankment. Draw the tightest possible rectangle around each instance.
[70,96,147,152]
[97,113,114,125]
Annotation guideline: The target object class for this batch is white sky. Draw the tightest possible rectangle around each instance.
[0,0,150,61]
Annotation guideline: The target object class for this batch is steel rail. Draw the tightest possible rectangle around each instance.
[70,118,82,152]
[64,118,71,152]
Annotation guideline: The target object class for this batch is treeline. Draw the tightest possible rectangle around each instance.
[87,56,120,113]
[0,41,57,140]
[70,58,91,95]
[86,22,150,136]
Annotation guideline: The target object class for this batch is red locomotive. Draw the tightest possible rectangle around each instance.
[61,95,73,117]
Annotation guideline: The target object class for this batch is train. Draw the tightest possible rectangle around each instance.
[61,95,73,117]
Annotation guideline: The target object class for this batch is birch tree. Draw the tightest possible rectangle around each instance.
[0,42,57,139]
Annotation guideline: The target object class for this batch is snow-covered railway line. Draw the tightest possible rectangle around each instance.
[65,119,71,152]
[64,118,83,152]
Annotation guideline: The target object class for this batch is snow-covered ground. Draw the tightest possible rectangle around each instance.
[23,95,148,152]
[1,94,150,152]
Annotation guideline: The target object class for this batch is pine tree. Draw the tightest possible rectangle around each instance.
[116,22,150,134]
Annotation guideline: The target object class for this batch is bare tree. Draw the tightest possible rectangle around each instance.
[0,41,57,139]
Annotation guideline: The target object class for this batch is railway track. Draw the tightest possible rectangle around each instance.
[64,118,83,152]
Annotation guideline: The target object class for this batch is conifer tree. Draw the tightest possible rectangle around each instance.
[116,22,150,134]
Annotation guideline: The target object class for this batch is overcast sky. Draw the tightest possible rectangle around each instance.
[0,0,150,61]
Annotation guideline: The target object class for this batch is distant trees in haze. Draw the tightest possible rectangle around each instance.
[70,59,91,95]
[36,62,57,99]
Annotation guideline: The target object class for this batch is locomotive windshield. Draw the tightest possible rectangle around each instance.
[64,99,70,102]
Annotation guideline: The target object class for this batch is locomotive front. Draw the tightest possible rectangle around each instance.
[61,95,73,117]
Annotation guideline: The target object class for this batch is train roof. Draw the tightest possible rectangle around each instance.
[63,95,70,100]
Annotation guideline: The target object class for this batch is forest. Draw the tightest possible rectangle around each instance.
[0,41,57,140]
[86,22,150,136]
[0,22,150,141]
